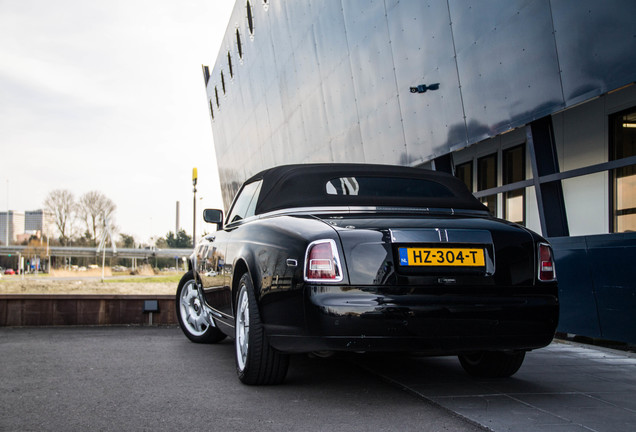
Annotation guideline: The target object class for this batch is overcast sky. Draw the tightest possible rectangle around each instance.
[0,0,235,244]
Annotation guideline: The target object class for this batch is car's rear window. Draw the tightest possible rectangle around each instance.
[326,176,455,198]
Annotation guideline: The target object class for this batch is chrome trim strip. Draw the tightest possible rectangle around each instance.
[257,206,489,219]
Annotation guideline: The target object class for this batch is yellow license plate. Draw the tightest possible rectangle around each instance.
[398,247,485,267]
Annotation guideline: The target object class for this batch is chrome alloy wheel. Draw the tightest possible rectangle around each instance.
[236,285,250,371]
[179,280,212,336]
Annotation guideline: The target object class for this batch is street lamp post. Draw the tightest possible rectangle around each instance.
[192,168,198,248]
[6,179,9,246]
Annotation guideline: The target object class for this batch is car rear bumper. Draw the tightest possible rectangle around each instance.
[265,284,559,354]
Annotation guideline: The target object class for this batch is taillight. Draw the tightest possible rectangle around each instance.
[538,243,556,282]
[304,239,343,283]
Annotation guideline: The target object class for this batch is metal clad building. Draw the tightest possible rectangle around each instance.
[204,0,636,342]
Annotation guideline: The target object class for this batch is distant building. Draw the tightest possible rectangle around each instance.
[0,210,55,245]
[25,210,56,238]
[0,211,25,245]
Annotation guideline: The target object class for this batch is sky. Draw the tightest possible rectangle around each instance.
[0,0,236,245]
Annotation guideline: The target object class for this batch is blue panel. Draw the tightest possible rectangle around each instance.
[585,233,636,343]
[550,237,602,338]
[399,248,408,266]
[551,233,636,344]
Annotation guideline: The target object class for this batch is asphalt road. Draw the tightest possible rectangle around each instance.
[0,326,484,431]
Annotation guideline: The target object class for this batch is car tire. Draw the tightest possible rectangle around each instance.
[458,351,526,378]
[235,272,289,385]
[176,271,226,344]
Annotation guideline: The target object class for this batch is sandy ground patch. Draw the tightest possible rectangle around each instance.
[0,277,177,295]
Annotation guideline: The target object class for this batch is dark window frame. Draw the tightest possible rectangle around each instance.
[455,161,473,192]
[609,106,636,233]
[477,153,498,216]
[502,144,526,226]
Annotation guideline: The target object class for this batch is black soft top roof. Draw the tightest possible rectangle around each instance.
[244,163,488,215]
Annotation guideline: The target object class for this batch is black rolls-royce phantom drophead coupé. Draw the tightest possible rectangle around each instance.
[176,164,558,385]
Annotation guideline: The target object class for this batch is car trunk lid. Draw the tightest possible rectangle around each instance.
[316,213,535,287]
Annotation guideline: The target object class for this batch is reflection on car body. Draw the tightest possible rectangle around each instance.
[175,164,558,385]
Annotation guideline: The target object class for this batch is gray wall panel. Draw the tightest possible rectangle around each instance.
[387,1,466,160]
[254,11,278,93]
[551,0,636,106]
[343,0,398,128]
[300,85,332,162]
[451,0,564,142]
[449,0,536,54]
[294,26,321,100]
[359,95,405,165]
[264,76,284,136]
[311,1,349,78]
[322,59,360,143]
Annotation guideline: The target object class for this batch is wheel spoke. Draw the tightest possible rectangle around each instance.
[236,286,251,370]
[195,313,208,332]
[186,312,197,327]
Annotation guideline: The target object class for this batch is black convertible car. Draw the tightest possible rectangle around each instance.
[176,164,558,385]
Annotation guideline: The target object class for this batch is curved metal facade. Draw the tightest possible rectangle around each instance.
[205,0,636,210]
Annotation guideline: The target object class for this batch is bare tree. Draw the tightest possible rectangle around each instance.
[78,191,117,245]
[43,189,76,245]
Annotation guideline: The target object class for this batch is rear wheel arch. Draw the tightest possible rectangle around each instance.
[232,258,253,314]
[234,272,289,384]
[175,270,226,344]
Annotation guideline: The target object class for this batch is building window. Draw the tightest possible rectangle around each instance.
[227,51,233,77]
[209,101,214,120]
[477,153,497,215]
[221,71,226,94]
[610,107,636,233]
[236,28,243,59]
[455,161,473,192]
[502,144,526,225]
[246,1,254,36]
[215,86,220,108]
[203,65,210,85]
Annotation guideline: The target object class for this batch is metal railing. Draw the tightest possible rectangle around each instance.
[0,245,192,259]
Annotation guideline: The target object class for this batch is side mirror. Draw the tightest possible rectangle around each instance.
[203,209,224,229]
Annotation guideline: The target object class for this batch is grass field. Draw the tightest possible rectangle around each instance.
[0,272,184,295]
